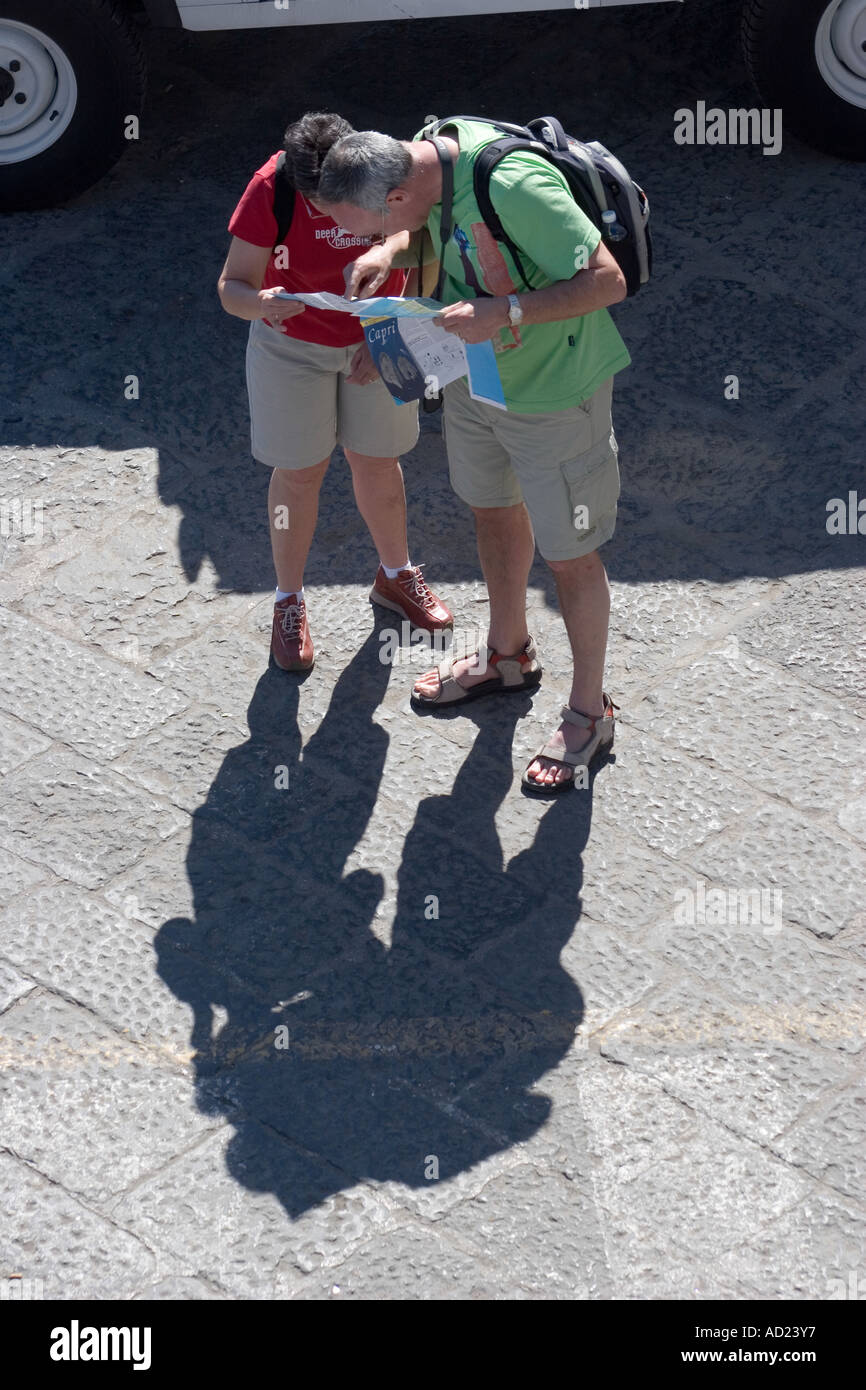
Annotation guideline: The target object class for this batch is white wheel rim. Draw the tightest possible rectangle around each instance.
[0,19,77,164]
[815,0,866,110]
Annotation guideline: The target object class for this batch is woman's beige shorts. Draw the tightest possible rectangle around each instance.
[442,374,620,562]
[245,317,420,470]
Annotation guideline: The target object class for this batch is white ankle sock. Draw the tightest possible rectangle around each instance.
[275,586,303,603]
[382,561,410,579]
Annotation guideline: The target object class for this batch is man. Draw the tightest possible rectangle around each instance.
[313,118,631,794]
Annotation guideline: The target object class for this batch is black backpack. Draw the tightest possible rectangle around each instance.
[422,114,652,296]
[272,150,295,250]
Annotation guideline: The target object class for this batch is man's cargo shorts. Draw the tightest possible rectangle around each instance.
[442,373,620,561]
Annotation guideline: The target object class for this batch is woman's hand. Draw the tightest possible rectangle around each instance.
[258,287,306,324]
[345,342,380,386]
[344,244,394,300]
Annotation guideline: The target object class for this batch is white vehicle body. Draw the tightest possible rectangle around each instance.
[175,0,674,31]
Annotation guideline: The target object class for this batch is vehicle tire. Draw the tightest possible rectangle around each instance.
[742,0,866,159]
[0,0,146,211]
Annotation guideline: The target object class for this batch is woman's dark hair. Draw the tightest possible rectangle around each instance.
[282,112,355,195]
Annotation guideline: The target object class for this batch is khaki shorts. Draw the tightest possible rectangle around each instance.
[442,374,620,561]
[245,317,420,470]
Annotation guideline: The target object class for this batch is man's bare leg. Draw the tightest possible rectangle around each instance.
[525,548,610,788]
[412,502,534,697]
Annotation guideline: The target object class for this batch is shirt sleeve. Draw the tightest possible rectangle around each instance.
[227,169,277,248]
[489,153,600,284]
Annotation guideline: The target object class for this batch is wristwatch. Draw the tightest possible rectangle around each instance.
[506,293,524,326]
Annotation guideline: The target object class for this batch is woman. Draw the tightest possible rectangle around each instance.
[217,111,452,671]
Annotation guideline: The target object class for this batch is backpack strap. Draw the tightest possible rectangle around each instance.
[526,116,571,151]
[425,113,530,140]
[425,119,550,296]
[472,136,550,292]
[423,134,455,301]
[272,151,296,251]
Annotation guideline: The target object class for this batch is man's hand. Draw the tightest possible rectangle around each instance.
[344,244,394,300]
[345,342,380,386]
[433,298,508,343]
[258,287,306,324]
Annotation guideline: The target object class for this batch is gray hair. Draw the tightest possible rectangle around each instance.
[317,131,412,210]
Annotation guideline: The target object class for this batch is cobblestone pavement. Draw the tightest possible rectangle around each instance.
[1,1,864,1300]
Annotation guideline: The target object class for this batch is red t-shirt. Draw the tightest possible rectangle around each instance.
[227,153,406,348]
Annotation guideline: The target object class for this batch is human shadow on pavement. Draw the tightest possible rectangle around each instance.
[154,637,591,1218]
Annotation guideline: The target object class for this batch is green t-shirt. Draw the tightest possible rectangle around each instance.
[413,118,631,413]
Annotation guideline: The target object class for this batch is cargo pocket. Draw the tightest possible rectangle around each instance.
[564,431,620,545]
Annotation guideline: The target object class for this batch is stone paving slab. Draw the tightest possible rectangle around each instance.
[465,904,659,1049]
[774,1080,866,1206]
[0,845,48,899]
[0,748,187,890]
[146,622,284,714]
[101,829,198,934]
[8,506,266,667]
[0,881,220,1057]
[110,1124,403,1298]
[678,802,865,941]
[0,959,35,1014]
[838,795,866,849]
[0,708,52,777]
[561,1063,814,1278]
[421,1164,613,1300]
[0,607,188,761]
[14,561,223,671]
[574,832,705,935]
[198,988,568,1186]
[292,1218,530,1300]
[0,992,223,1207]
[132,1276,227,1301]
[638,924,866,1056]
[0,1152,188,1302]
[443,1054,831,1300]
[667,392,865,566]
[111,703,250,812]
[0,447,169,576]
[628,276,844,417]
[560,719,762,859]
[627,647,865,816]
[598,986,859,1142]
[704,1191,866,1302]
[736,567,866,703]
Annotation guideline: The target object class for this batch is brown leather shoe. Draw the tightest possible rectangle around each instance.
[270,594,314,671]
[369,565,453,633]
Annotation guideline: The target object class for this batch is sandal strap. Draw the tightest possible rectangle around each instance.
[559,692,619,729]
[437,637,538,687]
[430,636,540,700]
[489,636,538,687]
[559,704,595,730]
[436,651,462,680]
[530,714,615,772]
[437,645,489,682]
[533,740,587,769]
